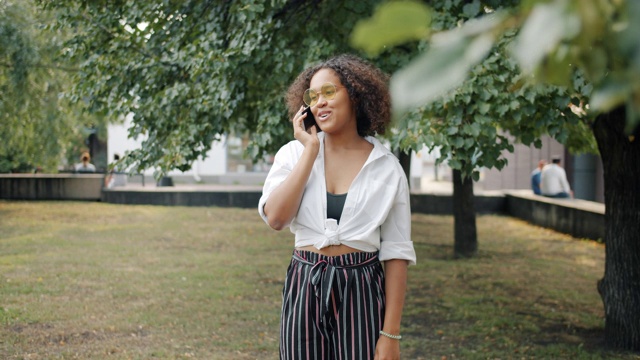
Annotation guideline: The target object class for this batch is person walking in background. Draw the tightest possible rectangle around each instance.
[530,159,546,195]
[258,54,416,360]
[541,156,572,198]
[74,151,96,173]
[105,154,127,188]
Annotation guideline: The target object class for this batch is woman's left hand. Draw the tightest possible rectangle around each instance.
[374,336,401,360]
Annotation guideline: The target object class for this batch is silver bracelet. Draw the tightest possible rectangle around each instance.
[379,330,402,340]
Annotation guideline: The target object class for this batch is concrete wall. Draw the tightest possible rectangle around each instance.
[505,191,605,241]
[100,189,507,214]
[410,193,506,215]
[1,175,605,242]
[102,188,261,208]
[0,174,104,201]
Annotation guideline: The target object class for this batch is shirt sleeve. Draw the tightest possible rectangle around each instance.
[258,143,296,224]
[379,172,416,265]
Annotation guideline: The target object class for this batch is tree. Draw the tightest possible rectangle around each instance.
[0,0,105,172]
[40,0,423,178]
[353,0,596,258]
[356,0,640,351]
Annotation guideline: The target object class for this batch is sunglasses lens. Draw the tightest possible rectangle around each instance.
[303,83,338,106]
[303,89,317,106]
[321,83,337,100]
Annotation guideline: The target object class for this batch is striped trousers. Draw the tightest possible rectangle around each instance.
[280,250,385,360]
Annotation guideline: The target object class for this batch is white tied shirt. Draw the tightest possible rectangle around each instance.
[259,133,416,265]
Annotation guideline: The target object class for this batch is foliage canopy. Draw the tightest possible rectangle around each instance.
[0,0,104,172]
[40,0,421,177]
[352,0,599,179]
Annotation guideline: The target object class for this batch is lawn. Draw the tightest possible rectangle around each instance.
[0,201,635,359]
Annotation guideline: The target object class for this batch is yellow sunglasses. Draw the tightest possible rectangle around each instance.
[303,82,343,107]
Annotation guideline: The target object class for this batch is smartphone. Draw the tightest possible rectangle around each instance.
[303,106,321,132]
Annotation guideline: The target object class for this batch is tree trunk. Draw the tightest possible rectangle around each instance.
[452,168,477,258]
[593,106,640,350]
[397,150,411,187]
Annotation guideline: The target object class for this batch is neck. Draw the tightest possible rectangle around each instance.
[324,130,364,150]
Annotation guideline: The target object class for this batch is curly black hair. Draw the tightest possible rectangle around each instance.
[285,54,391,137]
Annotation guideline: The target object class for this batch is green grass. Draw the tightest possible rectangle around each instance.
[0,201,637,359]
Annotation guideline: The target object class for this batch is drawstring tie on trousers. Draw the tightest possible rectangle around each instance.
[292,251,379,323]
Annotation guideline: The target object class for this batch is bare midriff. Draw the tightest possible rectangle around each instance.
[296,244,363,257]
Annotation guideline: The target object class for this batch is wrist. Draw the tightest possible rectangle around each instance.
[379,330,402,340]
[302,141,320,157]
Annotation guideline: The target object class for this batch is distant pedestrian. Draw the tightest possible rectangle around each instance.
[74,152,96,173]
[531,159,546,195]
[541,156,572,198]
[105,154,127,188]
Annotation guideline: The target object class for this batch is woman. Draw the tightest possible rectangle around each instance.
[258,54,416,360]
[74,151,96,173]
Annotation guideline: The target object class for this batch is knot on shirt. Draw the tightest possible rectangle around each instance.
[313,219,341,250]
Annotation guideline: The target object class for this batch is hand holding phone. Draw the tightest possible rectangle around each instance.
[303,106,321,133]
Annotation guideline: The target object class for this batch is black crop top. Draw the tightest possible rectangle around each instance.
[327,192,347,224]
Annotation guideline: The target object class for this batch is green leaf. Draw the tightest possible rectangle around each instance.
[464,137,475,149]
[351,1,431,56]
[453,137,464,148]
[462,1,481,18]
[521,132,534,145]
[478,102,490,114]
[512,0,580,75]
[469,122,481,137]
[391,15,502,114]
